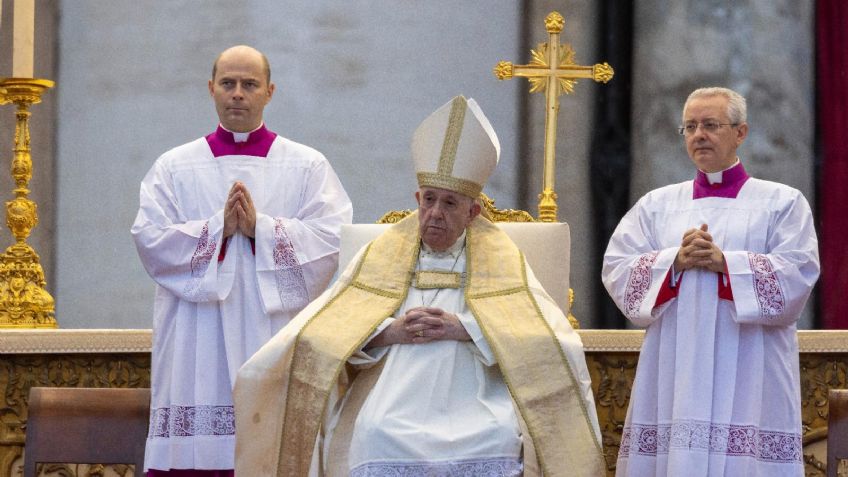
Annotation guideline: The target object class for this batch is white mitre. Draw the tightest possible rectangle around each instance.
[412,96,501,198]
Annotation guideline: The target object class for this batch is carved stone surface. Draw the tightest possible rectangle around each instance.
[1,329,845,476]
[0,351,150,477]
[32,463,134,477]
[586,352,638,472]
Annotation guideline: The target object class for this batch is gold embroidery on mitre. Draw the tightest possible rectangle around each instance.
[416,172,482,198]
[413,270,463,289]
[437,96,467,175]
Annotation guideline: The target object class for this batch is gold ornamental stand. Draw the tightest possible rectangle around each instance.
[0,78,56,328]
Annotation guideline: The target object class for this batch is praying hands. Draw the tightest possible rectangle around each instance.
[223,181,256,238]
[365,306,471,349]
[674,223,726,273]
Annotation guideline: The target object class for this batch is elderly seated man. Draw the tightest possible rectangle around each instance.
[234,96,605,477]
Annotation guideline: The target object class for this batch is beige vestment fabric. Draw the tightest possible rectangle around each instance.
[234,213,604,476]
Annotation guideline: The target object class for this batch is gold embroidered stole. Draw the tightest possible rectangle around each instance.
[276,214,419,476]
[465,218,605,476]
[277,212,604,476]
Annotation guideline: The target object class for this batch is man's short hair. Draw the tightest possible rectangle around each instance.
[211,48,272,85]
[683,87,747,125]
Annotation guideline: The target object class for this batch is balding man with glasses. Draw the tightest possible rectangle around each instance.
[602,87,819,476]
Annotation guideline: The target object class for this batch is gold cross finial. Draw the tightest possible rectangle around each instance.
[494,11,614,222]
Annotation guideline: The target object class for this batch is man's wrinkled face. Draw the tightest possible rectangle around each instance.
[208,48,274,133]
[682,95,748,173]
[415,187,481,252]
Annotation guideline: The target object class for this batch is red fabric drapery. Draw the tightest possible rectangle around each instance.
[817,0,848,328]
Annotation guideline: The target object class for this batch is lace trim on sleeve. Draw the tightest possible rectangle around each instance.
[274,218,309,311]
[183,222,217,299]
[624,252,659,319]
[747,252,785,316]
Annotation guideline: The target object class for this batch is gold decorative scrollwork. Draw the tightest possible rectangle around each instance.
[34,463,135,476]
[0,78,56,328]
[567,288,579,329]
[378,193,535,224]
[0,243,55,327]
[800,354,848,433]
[492,61,514,80]
[377,209,414,224]
[525,42,579,96]
[593,62,615,84]
[537,189,558,223]
[802,426,827,477]
[0,352,151,476]
[544,11,564,33]
[586,352,639,473]
[6,197,37,240]
[477,194,535,222]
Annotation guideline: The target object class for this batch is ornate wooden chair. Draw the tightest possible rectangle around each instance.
[339,195,580,327]
[829,389,848,477]
[24,387,150,477]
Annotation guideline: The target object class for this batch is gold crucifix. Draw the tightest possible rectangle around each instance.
[494,11,613,222]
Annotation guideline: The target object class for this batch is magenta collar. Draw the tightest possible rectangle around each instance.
[693,162,750,199]
[205,124,277,158]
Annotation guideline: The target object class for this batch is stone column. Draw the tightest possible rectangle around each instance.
[631,0,815,327]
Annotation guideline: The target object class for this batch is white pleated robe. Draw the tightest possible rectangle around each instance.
[603,173,819,477]
[131,127,352,471]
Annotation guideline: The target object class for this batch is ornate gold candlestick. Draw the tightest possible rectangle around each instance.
[0,77,56,328]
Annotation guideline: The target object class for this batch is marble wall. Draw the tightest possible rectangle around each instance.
[12,1,816,329]
[630,0,816,327]
[631,0,814,200]
[54,1,531,328]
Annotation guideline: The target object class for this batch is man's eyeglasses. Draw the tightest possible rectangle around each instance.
[678,121,738,136]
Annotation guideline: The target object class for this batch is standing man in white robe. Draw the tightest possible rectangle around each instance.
[131,45,352,476]
[603,87,819,476]
[234,96,605,476]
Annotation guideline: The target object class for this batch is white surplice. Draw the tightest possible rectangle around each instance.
[131,128,352,471]
[603,176,819,477]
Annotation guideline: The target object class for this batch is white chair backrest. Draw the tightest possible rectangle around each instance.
[339,222,571,312]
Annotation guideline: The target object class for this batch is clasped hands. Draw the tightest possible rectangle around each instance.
[366,307,471,349]
[223,181,256,238]
[673,223,726,273]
